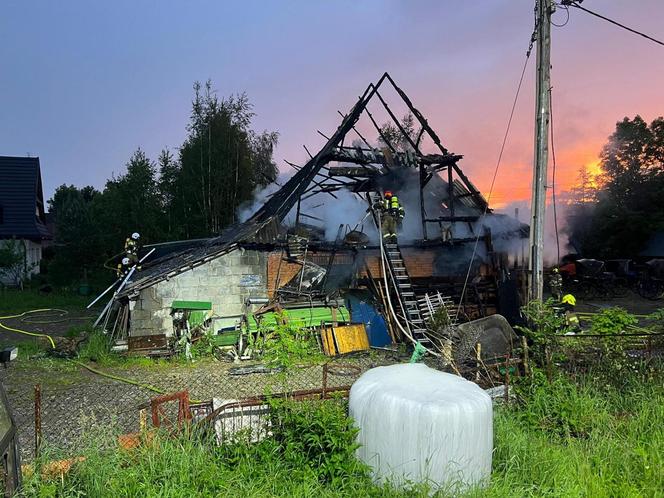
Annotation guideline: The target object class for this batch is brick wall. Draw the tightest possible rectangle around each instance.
[130,248,267,337]
[266,251,301,297]
[360,248,435,279]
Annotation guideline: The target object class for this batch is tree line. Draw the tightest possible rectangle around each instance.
[47,81,278,286]
[565,115,664,259]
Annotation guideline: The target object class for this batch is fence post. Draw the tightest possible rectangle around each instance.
[504,355,510,405]
[322,363,328,397]
[544,342,553,383]
[139,409,147,432]
[521,336,530,376]
[475,343,481,383]
[34,384,42,458]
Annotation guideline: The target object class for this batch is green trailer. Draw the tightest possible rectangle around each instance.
[244,306,351,333]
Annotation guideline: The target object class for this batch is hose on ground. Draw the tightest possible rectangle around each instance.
[0,309,203,403]
[0,309,59,349]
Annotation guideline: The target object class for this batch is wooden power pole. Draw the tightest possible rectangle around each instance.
[528,0,553,302]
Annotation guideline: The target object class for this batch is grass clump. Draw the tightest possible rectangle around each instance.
[0,288,90,315]
[21,399,413,498]
[482,368,664,497]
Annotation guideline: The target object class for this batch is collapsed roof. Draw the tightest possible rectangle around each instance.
[119,73,522,297]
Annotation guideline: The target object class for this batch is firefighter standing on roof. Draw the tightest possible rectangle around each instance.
[125,232,140,264]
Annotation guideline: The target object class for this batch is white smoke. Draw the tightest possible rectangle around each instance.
[237,172,291,223]
[497,199,571,265]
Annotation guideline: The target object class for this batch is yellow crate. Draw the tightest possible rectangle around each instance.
[321,324,369,356]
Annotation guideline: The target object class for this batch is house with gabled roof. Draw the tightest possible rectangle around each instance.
[0,156,51,285]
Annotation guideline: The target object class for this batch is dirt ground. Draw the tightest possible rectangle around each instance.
[576,292,663,316]
[0,309,95,344]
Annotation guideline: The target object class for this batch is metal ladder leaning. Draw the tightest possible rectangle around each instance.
[383,242,431,346]
[418,291,459,326]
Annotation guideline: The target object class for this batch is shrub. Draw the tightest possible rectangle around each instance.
[268,397,369,485]
[590,307,638,335]
[77,329,113,363]
[257,317,324,369]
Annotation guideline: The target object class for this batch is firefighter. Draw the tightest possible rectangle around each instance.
[389,194,405,228]
[116,257,131,278]
[560,293,580,331]
[124,232,140,264]
[376,191,404,240]
[549,267,563,301]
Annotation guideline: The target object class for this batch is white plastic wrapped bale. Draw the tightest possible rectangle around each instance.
[349,363,492,490]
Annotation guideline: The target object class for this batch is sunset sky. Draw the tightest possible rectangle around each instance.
[1,1,663,211]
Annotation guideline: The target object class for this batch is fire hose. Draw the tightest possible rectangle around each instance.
[376,210,442,358]
[0,309,60,349]
[0,309,203,402]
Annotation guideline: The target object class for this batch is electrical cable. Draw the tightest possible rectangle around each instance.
[565,1,664,47]
[549,86,561,264]
[551,3,570,27]
[456,27,537,317]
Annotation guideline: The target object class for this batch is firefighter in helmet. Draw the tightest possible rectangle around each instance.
[124,232,140,264]
[560,293,580,331]
[549,267,563,301]
[376,190,404,240]
[116,257,131,278]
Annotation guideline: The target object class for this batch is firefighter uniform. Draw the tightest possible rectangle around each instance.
[549,268,563,301]
[377,192,404,240]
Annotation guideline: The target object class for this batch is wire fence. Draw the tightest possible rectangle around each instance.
[3,353,405,462]
[5,333,663,463]
[546,331,664,377]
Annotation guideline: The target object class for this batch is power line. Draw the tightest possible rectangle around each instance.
[563,1,664,47]
[551,3,570,28]
[549,86,561,264]
[456,28,537,315]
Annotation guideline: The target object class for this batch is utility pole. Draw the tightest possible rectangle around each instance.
[528,0,552,302]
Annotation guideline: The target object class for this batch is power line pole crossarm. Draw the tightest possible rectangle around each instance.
[528,0,553,302]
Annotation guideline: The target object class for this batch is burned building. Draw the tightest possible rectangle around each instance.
[106,73,527,353]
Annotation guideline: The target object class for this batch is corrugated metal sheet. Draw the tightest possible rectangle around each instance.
[0,156,50,240]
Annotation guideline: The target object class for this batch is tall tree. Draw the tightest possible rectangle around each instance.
[94,148,164,252]
[173,81,278,236]
[48,184,101,284]
[378,113,420,152]
[566,115,664,258]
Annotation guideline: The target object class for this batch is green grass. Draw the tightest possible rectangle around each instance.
[479,371,664,497]
[21,366,664,497]
[0,288,90,315]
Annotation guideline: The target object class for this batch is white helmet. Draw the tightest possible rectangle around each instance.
[122,257,130,265]
[131,232,140,240]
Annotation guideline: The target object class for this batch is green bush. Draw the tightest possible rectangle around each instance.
[590,307,638,334]
[77,329,113,363]
[257,318,324,370]
[268,398,368,485]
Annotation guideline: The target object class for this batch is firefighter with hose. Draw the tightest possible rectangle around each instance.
[124,232,141,264]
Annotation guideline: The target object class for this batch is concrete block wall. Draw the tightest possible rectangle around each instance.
[130,248,267,337]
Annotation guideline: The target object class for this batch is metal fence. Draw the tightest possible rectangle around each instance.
[9,333,658,463]
[3,353,405,462]
[546,331,664,377]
